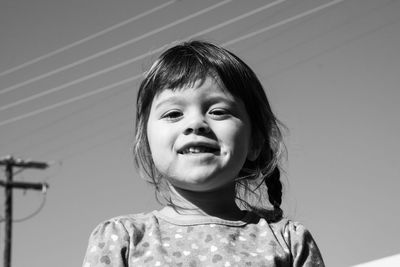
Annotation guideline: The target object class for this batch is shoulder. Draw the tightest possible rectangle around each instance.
[84,217,132,263]
[83,212,159,266]
[280,219,325,266]
[270,219,310,238]
[249,214,315,247]
[256,216,325,266]
[88,212,157,243]
[253,216,305,236]
[268,218,318,248]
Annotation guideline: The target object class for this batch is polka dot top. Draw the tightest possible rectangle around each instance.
[82,210,324,266]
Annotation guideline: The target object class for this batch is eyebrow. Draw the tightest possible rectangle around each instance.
[154,97,185,110]
[154,94,236,110]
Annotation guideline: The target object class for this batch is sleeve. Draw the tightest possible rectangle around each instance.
[285,221,325,267]
[82,219,130,267]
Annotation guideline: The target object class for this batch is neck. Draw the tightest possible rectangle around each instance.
[166,183,245,221]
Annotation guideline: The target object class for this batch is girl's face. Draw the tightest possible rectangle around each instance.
[146,76,253,192]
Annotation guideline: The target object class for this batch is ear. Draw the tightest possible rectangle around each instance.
[247,133,264,161]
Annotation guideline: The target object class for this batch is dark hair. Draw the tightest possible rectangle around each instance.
[134,40,286,221]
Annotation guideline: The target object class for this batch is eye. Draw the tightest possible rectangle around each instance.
[161,110,183,121]
[209,108,230,119]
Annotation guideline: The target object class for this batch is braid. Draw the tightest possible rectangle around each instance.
[265,167,283,219]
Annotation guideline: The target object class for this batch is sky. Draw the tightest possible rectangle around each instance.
[0,0,399,266]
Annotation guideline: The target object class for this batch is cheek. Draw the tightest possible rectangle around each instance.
[223,123,252,158]
[146,121,161,160]
[148,123,173,149]
[237,124,251,142]
[146,135,166,173]
[236,130,252,161]
[146,121,175,169]
[147,116,164,148]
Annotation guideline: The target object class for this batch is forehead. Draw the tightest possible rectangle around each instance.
[152,76,235,106]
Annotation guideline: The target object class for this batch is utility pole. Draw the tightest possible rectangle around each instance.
[0,156,49,267]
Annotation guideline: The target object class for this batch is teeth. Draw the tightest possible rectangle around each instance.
[189,147,200,153]
[183,146,214,154]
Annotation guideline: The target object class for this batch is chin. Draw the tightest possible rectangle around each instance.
[170,175,231,193]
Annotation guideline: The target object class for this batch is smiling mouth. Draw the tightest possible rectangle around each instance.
[179,146,219,154]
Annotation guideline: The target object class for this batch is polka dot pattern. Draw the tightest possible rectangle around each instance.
[82,212,325,266]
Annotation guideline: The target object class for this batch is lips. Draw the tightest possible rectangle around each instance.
[178,142,220,155]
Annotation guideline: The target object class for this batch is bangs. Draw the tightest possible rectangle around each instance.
[147,49,216,94]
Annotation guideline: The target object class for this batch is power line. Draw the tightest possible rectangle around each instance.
[0,0,343,127]
[33,1,399,163]
[0,72,143,127]
[11,193,47,223]
[8,2,397,168]
[0,0,286,114]
[0,81,133,151]
[0,0,176,78]
[183,0,288,44]
[261,6,400,79]
[11,90,134,156]
[0,0,232,97]
[0,192,48,223]
[222,0,346,47]
[244,0,396,75]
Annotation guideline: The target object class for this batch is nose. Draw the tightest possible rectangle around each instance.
[184,115,210,135]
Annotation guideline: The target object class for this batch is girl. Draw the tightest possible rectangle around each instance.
[83,40,325,266]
